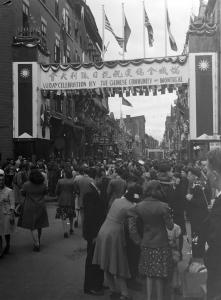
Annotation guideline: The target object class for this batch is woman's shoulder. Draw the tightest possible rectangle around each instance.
[2,186,12,194]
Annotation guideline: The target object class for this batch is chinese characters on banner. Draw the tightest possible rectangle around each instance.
[41,61,188,90]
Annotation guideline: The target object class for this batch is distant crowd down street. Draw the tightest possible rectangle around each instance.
[0,151,221,300]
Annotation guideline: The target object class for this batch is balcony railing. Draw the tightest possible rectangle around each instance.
[14,26,50,56]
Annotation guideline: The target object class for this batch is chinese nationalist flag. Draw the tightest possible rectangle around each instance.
[195,55,213,137]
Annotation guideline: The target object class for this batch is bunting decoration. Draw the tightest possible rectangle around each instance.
[104,13,124,49]
[144,7,154,47]
[166,7,177,51]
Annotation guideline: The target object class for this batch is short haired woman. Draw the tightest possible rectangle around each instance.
[128,180,174,300]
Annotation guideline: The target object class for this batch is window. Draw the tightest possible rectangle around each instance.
[54,36,60,63]
[55,0,59,20]
[66,96,72,117]
[66,47,71,63]
[62,8,71,35]
[22,0,29,31]
[55,95,62,113]
[74,22,79,40]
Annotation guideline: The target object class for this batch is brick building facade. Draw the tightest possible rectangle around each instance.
[0,0,103,163]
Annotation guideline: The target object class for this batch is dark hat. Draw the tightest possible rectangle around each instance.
[125,182,142,203]
[188,167,201,178]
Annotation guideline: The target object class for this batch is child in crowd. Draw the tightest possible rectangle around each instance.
[167,223,182,299]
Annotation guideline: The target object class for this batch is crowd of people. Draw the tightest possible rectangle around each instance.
[0,150,221,300]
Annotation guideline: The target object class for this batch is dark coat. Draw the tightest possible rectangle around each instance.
[203,195,221,270]
[158,174,173,204]
[18,181,49,230]
[169,183,186,234]
[82,183,105,242]
[187,182,209,231]
[55,178,75,207]
[129,197,173,248]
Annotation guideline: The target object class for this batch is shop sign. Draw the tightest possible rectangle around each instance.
[40,61,188,90]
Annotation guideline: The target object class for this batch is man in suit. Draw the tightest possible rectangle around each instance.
[204,149,221,300]
[82,168,106,295]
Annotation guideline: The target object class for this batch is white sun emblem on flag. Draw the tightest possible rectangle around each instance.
[20,68,30,78]
[198,59,209,71]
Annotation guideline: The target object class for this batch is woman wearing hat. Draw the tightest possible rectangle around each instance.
[93,182,142,300]
[0,169,15,257]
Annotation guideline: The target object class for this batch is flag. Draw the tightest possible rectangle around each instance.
[122,96,132,107]
[144,7,154,47]
[166,7,177,51]
[123,14,131,51]
[105,13,124,49]
[60,21,67,52]
[80,6,88,52]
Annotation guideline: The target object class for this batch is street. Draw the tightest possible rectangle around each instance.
[0,203,198,300]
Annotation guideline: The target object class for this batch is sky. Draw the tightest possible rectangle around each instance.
[86,0,200,141]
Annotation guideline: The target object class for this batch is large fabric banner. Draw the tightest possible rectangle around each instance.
[189,52,218,140]
[195,55,213,137]
[40,56,188,90]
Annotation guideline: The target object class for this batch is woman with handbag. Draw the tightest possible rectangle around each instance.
[0,169,15,257]
[17,169,49,252]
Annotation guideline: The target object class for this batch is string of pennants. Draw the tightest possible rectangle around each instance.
[41,83,188,99]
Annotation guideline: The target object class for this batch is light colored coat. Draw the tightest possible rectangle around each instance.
[0,186,15,235]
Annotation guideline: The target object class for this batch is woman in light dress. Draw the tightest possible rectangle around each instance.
[93,182,142,300]
[0,169,15,257]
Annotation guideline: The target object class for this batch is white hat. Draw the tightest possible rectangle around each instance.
[138,160,145,165]
[0,169,5,176]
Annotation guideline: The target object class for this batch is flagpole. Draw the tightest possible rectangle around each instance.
[143,1,146,58]
[165,0,168,56]
[102,5,105,61]
[122,2,125,60]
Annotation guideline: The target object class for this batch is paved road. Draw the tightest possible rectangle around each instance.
[0,203,202,300]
